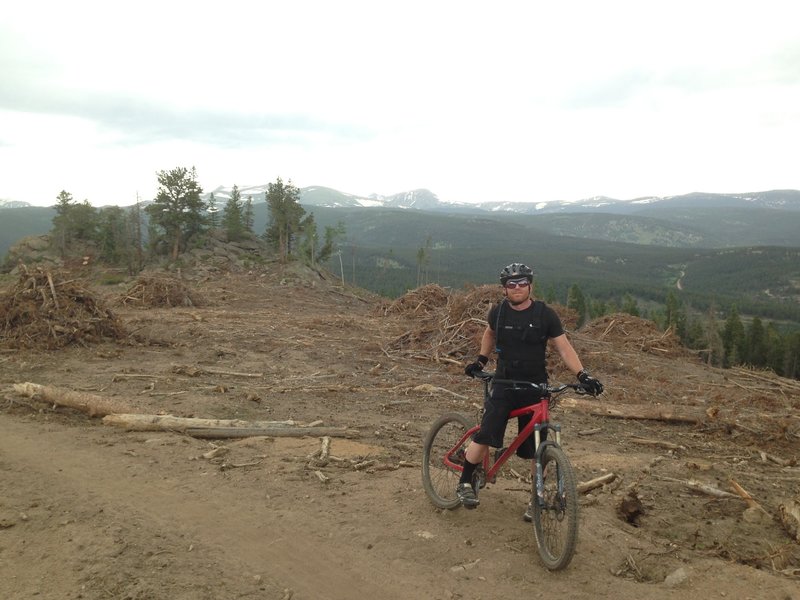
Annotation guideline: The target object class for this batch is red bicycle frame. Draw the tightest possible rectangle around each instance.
[443,397,560,481]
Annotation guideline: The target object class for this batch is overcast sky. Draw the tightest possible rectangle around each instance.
[2,1,799,207]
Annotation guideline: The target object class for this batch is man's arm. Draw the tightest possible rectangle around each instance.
[550,333,584,376]
[479,326,496,360]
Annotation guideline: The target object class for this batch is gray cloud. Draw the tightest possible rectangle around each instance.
[0,71,373,148]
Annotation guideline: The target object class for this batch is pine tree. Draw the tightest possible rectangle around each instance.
[97,206,128,264]
[51,190,75,256]
[665,290,687,340]
[222,185,245,241]
[244,196,255,234]
[722,305,746,367]
[704,304,724,367]
[567,284,587,327]
[145,166,206,260]
[621,293,640,317]
[265,177,305,261]
[319,222,345,264]
[207,193,220,229]
[765,322,785,375]
[543,284,557,304]
[299,213,318,266]
[744,317,768,367]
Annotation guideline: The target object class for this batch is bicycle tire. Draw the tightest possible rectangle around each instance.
[531,444,579,570]
[421,412,473,509]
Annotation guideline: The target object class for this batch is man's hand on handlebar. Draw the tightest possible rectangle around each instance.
[464,355,489,378]
[577,369,604,396]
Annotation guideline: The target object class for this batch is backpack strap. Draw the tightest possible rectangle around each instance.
[494,298,508,353]
[494,299,547,350]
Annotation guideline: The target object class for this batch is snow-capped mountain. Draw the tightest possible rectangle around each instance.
[0,199,33,209]
[201,186,800,215]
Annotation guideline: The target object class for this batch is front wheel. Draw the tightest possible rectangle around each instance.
[421,412,473,509]
[531,444,579,570]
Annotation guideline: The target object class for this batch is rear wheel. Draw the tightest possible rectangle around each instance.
[531,444,579,570]
[421,413,473,509]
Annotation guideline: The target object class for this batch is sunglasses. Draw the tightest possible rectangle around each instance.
[505,280,530,289]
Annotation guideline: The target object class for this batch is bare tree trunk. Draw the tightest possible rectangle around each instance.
[171,229,181,260]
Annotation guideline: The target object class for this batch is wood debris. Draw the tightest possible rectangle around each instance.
[119,275,204,308]
[0,265,125,349]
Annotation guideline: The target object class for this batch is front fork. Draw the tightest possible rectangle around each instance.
[534,424,563,508]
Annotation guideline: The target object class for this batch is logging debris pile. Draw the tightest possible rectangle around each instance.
[0,266,125,349]
[383,284,450,316]
[387,284,494,361]
[386,284,580,362]
[119,275,204,308]
[580,313,688,357]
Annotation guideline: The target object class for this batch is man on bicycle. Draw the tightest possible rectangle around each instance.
[459,262,603,519]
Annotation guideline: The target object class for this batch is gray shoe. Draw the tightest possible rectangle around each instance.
[456,483,480,509]
[523,500,534,522]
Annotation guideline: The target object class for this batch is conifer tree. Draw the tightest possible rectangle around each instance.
[722,305,746,366]
[207,192,220,229]
[51,190,75,256]
[567,284,587,327]
[265,177,304,261]
[222,185,245,241]
[244,196,255,234]
[145,166,205,260]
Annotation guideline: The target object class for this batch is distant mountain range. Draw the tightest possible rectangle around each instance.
[4,186,800,215]
[3,187,800,254]
[198,186,800,215]
[2,186,799,322]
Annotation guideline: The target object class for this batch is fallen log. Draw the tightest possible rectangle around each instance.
[13,382,133,417]
[102,413,296,431]
[186,426,359,439]
[629,436,687,451]
[656,476,739,499]
[560,397,702,424]
[578,472,617,494]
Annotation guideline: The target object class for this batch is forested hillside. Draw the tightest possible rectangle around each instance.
[2,197,799,327]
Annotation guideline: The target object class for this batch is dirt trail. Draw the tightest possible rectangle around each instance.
[1,266,798,599]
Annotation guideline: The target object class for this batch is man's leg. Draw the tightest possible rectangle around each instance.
[457,442,488,508]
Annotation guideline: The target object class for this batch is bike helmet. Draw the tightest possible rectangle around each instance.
[500,262,534,285]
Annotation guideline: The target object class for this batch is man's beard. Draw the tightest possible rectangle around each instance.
[507,295,529,307]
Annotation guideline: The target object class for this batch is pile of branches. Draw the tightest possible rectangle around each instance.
[386,283,589,364]
[0,266,125,349]
[580,313,687,357]
[387,285,501,362]
[119,275,204,308]
[382,284,449,316]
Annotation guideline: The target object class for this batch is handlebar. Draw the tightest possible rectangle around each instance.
[472,370,592,396]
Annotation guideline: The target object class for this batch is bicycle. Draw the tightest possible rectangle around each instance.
[421,370,591,571]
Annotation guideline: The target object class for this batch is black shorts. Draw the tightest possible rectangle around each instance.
[471,382,546,459]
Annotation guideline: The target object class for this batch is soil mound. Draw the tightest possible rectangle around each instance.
[0,266,125,349]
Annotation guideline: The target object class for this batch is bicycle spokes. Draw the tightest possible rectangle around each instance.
[531,445,579,571]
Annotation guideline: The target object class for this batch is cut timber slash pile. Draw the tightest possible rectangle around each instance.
[0,265,125,349]
[385,283,579,364]
[118,274,205,308]
[581,313,688,357]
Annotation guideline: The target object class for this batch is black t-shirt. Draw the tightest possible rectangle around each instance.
[487,300,564,381]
